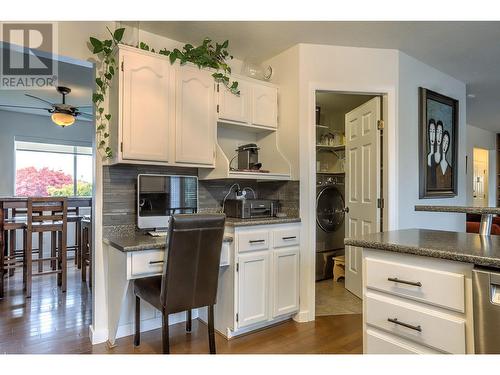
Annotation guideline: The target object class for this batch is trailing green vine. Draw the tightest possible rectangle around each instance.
[89,27,239,159]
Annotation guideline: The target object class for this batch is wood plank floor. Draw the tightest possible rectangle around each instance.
[1,265,362,354]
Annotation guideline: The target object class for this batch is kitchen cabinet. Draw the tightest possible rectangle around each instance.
[109,45,215,168]
[237,251,270,328]
[198,222,301,338]
[217,76,278,129]
[362,249,474,354]
[175,65,216,165]
[120,48,170,162]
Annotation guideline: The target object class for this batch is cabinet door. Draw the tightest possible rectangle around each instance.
[272,247,299,317]
[175,65,216,165]
[237,251,269,328]
[121,51,170,162]
[251,84,277,128]
[217,80,250,124]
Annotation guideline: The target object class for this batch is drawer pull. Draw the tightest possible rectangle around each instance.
[149,260,164,265]
[387,317,422,332]
[282,236,297,240]
[388,277,422,287]
[249,239,266,244]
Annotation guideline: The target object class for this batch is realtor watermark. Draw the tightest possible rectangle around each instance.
[0,22,58,89]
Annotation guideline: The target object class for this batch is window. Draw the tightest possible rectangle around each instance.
[15,141,93,197]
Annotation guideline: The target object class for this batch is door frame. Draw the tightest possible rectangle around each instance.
[296,82,397,322]
[471,146,489,206]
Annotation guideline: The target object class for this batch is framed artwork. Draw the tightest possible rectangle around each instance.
[419,87,459,198]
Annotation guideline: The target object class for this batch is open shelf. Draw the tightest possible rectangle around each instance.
[316,144,345,151]
[316,171,345,175]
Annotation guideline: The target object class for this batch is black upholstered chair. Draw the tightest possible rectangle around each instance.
[133,214,225,354]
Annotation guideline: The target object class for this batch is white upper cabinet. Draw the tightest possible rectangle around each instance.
[216,76,278,129]
[121,50,170,162]
[217,80,250,124]
[251,84,278,128]
[174,66,216,166]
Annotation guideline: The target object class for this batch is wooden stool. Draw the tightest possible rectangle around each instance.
[67,207,83,269]
[81,217,92,287]
[333,255,345,282]
[24,197,68,298]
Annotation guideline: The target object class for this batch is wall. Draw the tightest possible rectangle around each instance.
[466,124,497,207]
[398,52,467,231]
[0,110,94,195]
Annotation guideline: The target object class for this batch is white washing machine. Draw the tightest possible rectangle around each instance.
[315,174,346,281]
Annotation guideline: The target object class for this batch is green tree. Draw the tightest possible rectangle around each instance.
[47,181,92,197]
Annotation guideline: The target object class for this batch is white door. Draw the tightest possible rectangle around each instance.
[345,97,381,298]
[121,51,170,162]
[251,84,277,128]
[218,80,250,124]
[272,247,299,317]
[174,65,216,166]
[237,251,269,328]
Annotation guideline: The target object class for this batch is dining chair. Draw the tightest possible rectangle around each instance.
[24,197,68,298]
[133,213,226,354]
[81,216,92,287]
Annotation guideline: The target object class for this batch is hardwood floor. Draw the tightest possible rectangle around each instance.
[1,265,362,354]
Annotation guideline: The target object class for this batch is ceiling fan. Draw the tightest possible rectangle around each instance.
[0,86,93,127]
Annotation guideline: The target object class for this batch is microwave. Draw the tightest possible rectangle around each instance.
[224,199,278,219]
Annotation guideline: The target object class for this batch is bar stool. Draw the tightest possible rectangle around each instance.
[81,216,92,287]
[24,197,68,298]
[67,207,84,269]
[133,214,225,354]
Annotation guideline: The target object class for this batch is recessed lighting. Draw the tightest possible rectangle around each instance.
[467,93,476,99]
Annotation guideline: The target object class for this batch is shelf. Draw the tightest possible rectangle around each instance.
[218,120,276,134]
[316,144,345,151]
[316,171,345,175]
[228,171,291,181]
[315,124,329,129]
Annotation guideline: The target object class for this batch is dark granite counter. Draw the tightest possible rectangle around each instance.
[225,217,301,227]
[415,205,500,215]
[345,228,500,268]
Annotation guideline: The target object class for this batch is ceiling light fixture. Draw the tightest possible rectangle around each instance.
[51,112,75,127]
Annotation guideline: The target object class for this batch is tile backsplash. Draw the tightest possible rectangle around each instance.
[103,164,299,226]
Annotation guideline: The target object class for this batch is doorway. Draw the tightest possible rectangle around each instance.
[314,91,383,317]
[472,147,489,207]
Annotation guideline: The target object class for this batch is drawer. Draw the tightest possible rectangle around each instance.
[365,257,465,312]
[129,250,165,279]
[366,328,440,354]
[238,230,270,253]
[365,292,466,354]
[273,228,300,248]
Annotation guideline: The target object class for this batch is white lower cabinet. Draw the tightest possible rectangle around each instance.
[199,222,300,338]
[363,249,474,354]
[237,251,270,328]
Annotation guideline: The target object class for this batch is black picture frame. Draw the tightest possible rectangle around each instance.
[419,87,459,198]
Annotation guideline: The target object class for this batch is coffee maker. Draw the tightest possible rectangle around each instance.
[237,143,260,170]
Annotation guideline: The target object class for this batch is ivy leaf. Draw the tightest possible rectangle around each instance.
[97,124,105,130]
[90,37,103,53]
[222,40,229,49]
[169,53,176,64]
[95,78,103,88]
[109,66,114,75]
[104,133,109,138]
[114,28,125,43]
[99,140,105,146]
[104,72,112,80]
[105,114,111,120]
[98,107,104,114]
[103,39,112,48]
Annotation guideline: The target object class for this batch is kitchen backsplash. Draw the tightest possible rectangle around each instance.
[103,164,299,226]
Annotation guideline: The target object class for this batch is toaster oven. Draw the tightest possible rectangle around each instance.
[224,199,277,219]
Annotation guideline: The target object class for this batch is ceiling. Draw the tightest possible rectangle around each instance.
[138,21,500,132]
[0,46,94,121]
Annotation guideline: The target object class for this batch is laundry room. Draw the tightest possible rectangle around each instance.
[314,91,380,317]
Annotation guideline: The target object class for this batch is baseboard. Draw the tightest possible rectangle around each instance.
[89,325,108,345]
[293,309,312,323]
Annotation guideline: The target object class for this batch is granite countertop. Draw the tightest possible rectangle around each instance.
[225,216,301,227]
[104,228,234,252]
[415,205,500,215]
[344,228,500,268]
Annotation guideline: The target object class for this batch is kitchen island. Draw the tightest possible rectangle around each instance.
[345,228,500,354]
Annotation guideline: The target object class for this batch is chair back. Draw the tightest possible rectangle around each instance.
[161,214,225,314]
[26,197,67,232]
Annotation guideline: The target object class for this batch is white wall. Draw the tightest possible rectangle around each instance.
[398,52,467,231]
[466,124,497,207]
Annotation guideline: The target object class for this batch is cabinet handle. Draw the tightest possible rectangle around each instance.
[149,260,164,265]
[387,318,422,332]
[387,277,422,287]
[282,236,297,240]
[249,239,265,244]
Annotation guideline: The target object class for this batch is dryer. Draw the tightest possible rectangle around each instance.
[316,174,346,281]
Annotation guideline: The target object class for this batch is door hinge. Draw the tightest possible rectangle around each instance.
[121,61,124,72]
[377,198,384,209]
[236,313,239,322]
[377,120,384,130]
[216,104,219,113]
[236,262,239,272]
[120,142,123,152]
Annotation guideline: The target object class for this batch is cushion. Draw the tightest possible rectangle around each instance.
[133,275,162,310]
